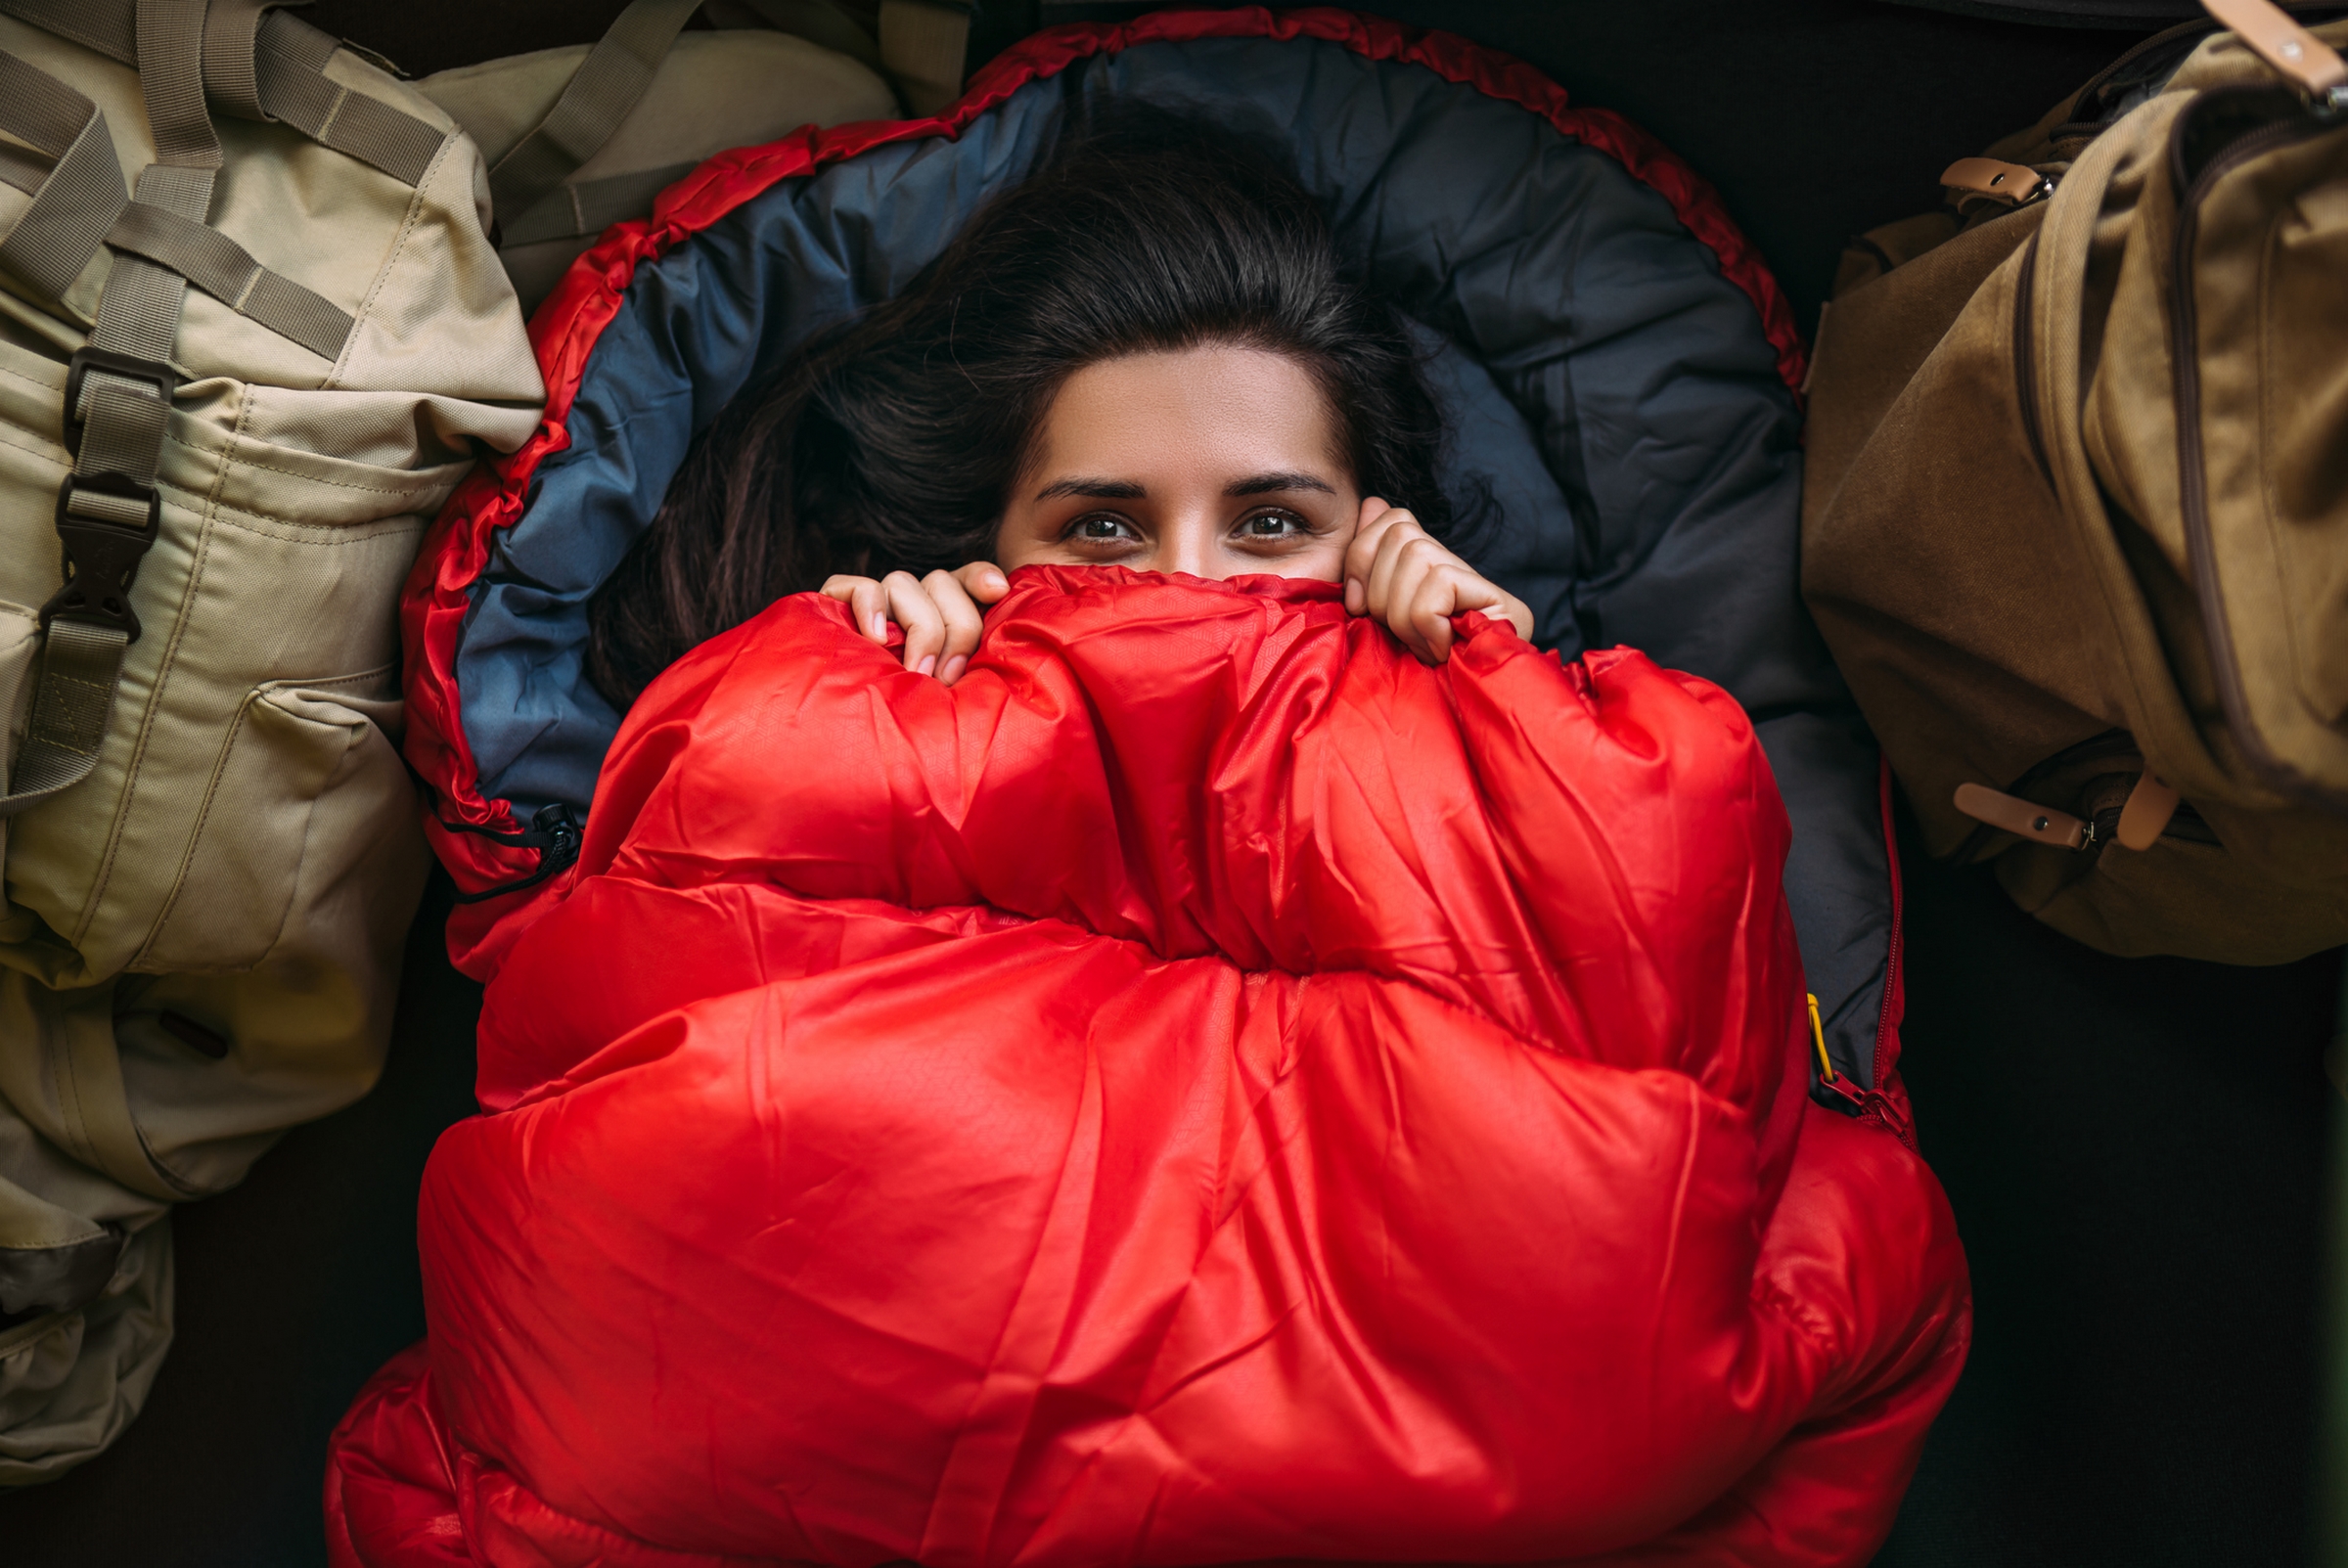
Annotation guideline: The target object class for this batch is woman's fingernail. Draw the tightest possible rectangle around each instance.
[916,653,937,677]
[870,614,887,640]
[940,654,968,685]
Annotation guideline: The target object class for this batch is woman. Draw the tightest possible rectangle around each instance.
[586,115,1531,707]
[327,110,1965,1568]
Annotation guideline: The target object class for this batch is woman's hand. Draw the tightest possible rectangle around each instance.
[1342,499,1532,662]
[822,561,1010,687]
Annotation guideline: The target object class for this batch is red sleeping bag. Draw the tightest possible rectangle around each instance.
[327,568,1968,1566]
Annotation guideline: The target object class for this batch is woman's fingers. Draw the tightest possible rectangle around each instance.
[821,575,891,644]
[1341,508,1538,663]
[826,564,1015,683]
[926,568,986,686]
[954,560,1012,605]
[882,570,947,676]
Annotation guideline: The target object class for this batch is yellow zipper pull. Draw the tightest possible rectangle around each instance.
[1808,992,1834,1082]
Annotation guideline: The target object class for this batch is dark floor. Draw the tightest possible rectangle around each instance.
[5,3,2339,1565]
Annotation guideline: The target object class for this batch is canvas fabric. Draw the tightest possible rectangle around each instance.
[415,2,937,313]
[1803,15,2348,963]
[0,0,541,1481]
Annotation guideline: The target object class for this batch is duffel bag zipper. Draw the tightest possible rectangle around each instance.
[2169,85,2343,809]
[2012,229,2052,483]
[1947,729,2218,862]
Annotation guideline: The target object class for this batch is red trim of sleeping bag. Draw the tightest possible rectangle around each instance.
[403,6,1814,974]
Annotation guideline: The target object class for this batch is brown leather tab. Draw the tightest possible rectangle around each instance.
[1941,157,2050,206]
[2114,771,2182,850]
[1954,783,2091,849]
[2202,0,2348,98]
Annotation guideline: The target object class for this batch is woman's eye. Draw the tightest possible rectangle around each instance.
[1240,510,1305,539]
[1071,515,1136,541]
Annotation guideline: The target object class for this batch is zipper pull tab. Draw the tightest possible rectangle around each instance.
[1942,157,2054,206]
[2113,771,2182,850]
[2201,0,2348,113]
[1954,782,2094,849]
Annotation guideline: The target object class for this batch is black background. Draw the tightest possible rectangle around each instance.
[5,4,2338,1564]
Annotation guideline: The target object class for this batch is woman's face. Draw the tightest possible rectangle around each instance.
[996,345,1366,581]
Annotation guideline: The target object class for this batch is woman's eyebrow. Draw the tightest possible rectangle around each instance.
[1225,471,1336,497]
[1034,476,1147,501]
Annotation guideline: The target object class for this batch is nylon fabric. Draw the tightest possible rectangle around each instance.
[327,569,1968,1566]
[426,15,1895,1094]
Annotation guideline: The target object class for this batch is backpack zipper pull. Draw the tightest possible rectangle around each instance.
[1941,157,2054,207]
[2201,0,2348,114]
[2114,770,2181,849]
[1954,782,2094,849]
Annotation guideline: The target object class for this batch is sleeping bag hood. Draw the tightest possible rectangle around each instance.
[330,10,1970,1566]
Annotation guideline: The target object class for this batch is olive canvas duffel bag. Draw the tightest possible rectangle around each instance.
[1803,0,2348,963]
[0,0,540,1480]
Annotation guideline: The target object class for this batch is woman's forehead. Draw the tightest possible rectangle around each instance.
[1031,346,1352,494]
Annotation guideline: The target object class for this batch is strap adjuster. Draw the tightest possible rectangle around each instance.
[63,345,177,460]
[45,473,161,642]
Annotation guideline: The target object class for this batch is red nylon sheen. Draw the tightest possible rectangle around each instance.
[398,8,1814,977]
[331,572,1967,1566]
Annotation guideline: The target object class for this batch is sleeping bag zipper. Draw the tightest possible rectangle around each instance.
[1807,991,1918,1145]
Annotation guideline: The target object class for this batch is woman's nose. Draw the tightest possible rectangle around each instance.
[1153,513,1219,580]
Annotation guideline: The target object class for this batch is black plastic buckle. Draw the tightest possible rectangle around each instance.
[64,346,177,460]
[44,473,161,641]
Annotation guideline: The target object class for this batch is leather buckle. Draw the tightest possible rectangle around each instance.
[45,473,161,642]
[63,346,178,460]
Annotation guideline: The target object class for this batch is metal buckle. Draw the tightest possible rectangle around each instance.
[44,473,161,641]
[63,346,177,460]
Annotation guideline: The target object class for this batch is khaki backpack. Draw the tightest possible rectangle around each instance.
[0,0,540,1480]
[1803,0,2348,964]
[415,0,945,312]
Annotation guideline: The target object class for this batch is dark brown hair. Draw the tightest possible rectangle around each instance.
[585,111,1461,709]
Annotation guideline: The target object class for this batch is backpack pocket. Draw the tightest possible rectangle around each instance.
[138,668,408,974]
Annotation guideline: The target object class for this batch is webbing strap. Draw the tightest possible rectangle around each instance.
[485,0,703,224]
[200,0,297,121]
[250,9,446,186]
[499,158,699,247]
[0,0,445,186]
[0,55,130,302]
[0,0,135,62]
[728,0,883,70]
[0,1,215,820]
[135,0,221,167]
[0,618,132,815]
[105,198,353,358]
